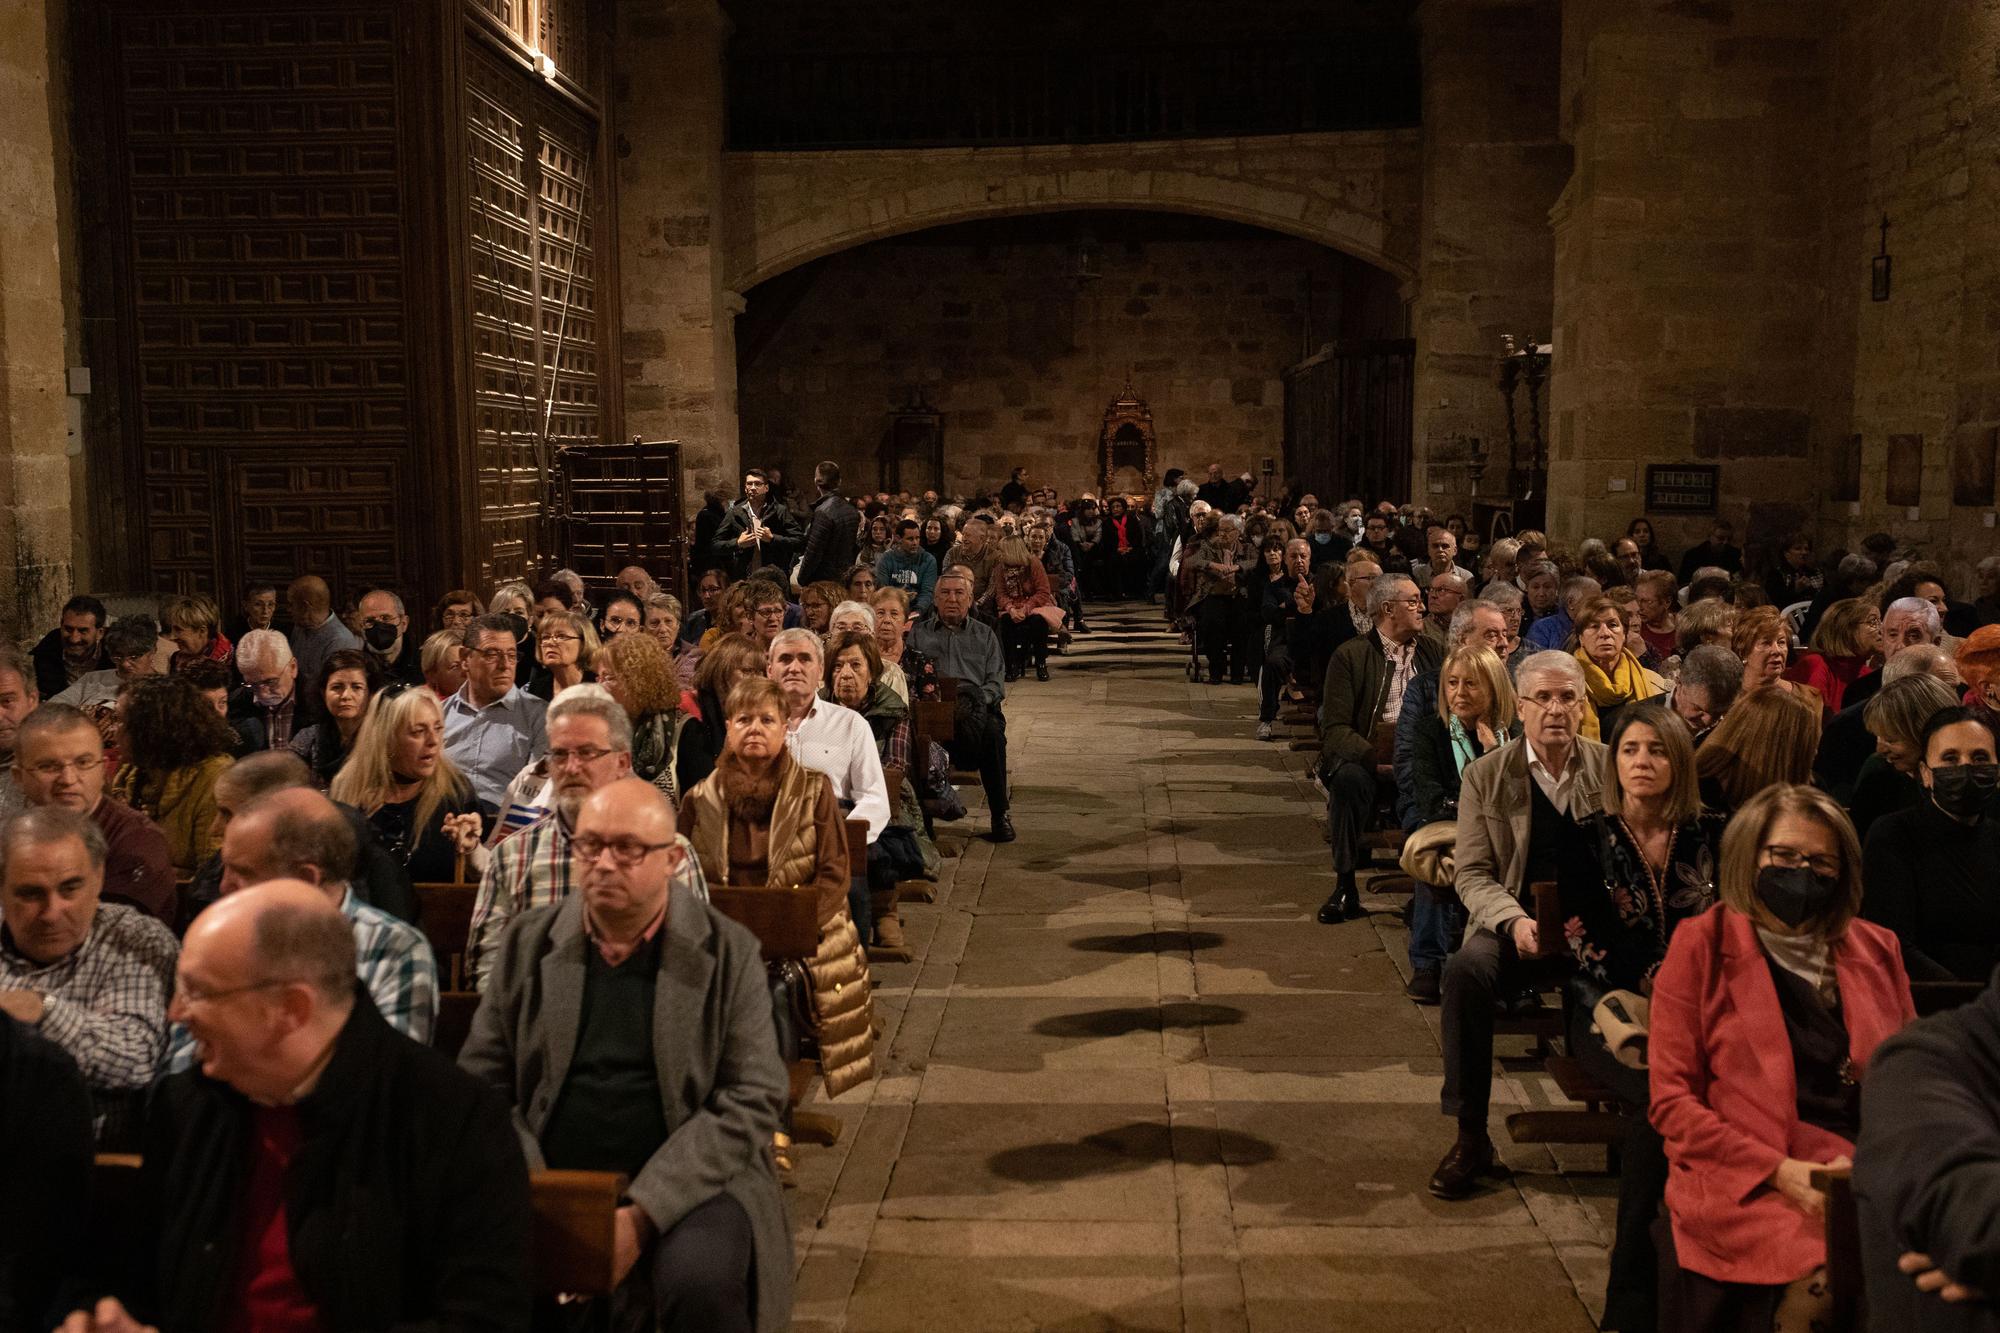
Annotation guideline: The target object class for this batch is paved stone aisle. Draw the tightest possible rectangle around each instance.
[786,604,1620,1331]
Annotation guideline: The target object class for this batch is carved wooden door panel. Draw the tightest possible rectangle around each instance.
[100,3,430,600]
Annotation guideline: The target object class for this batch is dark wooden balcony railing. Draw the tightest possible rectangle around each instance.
[727,38,1421,151]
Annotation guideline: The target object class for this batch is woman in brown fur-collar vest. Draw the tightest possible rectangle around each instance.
[681,677,877,1104]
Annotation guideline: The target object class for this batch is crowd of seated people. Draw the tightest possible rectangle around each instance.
[11,459,2000,1330]
[8,456,1220,1329]
[1262,493,2000,1330]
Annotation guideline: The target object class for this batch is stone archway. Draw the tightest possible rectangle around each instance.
[722,130,1421,294]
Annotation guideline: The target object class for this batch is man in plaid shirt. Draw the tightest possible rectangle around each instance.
[0,806,176,1146]
[202,789,436,1046]
[468,689,709,989]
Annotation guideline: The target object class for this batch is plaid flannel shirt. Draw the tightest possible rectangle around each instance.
[466,811,710,991]
[164,886,436,1072]
[1,902,176,1138]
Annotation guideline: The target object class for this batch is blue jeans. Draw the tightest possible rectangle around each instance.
[1408,880,1464,973]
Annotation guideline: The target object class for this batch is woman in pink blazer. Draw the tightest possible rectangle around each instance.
[1649,783,1915,1330]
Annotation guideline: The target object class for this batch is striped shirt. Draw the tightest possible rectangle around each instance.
[466,810,711,991]
[164,886,436,1072]
[1,902,176,1140]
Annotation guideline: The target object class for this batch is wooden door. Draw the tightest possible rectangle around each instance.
[1282,339,1414,506]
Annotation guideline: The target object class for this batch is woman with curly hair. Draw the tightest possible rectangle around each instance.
[331,684,487,883]
[110,673,238,873]
[287,648,385,788]
[595,630,717,802]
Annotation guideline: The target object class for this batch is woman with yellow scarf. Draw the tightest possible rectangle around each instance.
[1573,595,1665,740]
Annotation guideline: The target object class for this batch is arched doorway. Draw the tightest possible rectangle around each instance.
[733,210,1407,498]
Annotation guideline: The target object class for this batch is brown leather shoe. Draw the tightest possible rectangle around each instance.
[1428,1132,1499,1200]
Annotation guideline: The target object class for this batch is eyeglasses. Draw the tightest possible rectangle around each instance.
[541,633,580,645]
[1764,845,1841,878]
[572,835,675,865]
[27,756,103,778]
[1520,690,1583,709]
[548,746,617,768]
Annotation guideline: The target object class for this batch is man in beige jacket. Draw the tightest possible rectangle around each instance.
[1430,650,1608,1201]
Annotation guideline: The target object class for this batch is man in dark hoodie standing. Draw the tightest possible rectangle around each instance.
[795,460,861,588]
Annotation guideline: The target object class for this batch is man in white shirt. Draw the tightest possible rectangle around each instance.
[766,629,890,844]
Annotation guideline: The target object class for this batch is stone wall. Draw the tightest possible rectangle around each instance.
[735,215,1404,498]
[1547,0,1832,559]
[1411,0,1568,517]
[0,0,73,640]
[1811,0,1999,582]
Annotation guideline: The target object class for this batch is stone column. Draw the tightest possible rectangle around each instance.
[0,0,73,641]
[1547,0,1829,550]
[1410,0,1567,521]
[615,0,738,502]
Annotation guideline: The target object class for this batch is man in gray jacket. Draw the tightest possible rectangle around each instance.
[459,778,792,1333]
[1430,650,1607,1201]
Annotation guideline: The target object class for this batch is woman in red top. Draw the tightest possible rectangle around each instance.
[1785,597,1881,715]
[162,594,233,675]
[1649,783,1914,1330]
[992,532,1058,682]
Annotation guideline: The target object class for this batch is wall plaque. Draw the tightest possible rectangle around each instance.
[1644,464,1720,514]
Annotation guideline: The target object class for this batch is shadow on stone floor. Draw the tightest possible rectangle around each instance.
[1069,928,1226,953]
[988,1120,1278,1184]
[1033,1000,1245,1039]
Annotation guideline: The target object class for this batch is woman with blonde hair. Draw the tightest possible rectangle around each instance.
[1848,674,1960,837]
[1649,784,1912,1329]
[1695,687,1822,816]
[420,628,467,700]
[331,683,486,882]
[680,677,875,1115]
[1572,595,1663,740]
[869,586,939,702]
[799,581,844,636]
[162,593,231,673]
[526,607,598,700]
[595,630,714,802]
[992,530,1058,681]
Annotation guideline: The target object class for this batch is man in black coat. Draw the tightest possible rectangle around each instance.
[1855,974,2000,1332]
[70,880,531,1333]
[30,595,110,701]
[1,1015,93,1332]
[711,469,802,581]
[794,460,860,588]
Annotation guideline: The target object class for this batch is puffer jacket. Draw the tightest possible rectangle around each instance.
[682,758,877,1096]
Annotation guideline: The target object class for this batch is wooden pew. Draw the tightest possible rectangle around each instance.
[435,989,480,1059]
[1501,881,1629,1168]
[1812,1164,1863,1332]
[413,881,478,991]
[91,1155,628,1299]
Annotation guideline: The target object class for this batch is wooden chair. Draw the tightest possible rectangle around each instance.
[92,1155,628,1299]
[1812,1164,1863,1332]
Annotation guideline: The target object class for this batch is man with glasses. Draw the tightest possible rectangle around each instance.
[228,629,300,752]
[461,778,793,1333]
[442,613,549,809]
[13,705,176,922]
[69,880,530,1332]
[714,467,802,581]
[465,689,708,990]
[0,805,176,1147]
[49,615,161,716]
[1429,650,1607,1200]
[1317,573,1442,923]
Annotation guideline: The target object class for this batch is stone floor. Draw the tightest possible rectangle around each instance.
[787,604,1621,1331]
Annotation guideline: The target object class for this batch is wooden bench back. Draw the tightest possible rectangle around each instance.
[435,989,480,1059]
[845,816,867,884]
[414,882,478,990]
[1812,1164,1863,1331]
[91,1155,628,1299]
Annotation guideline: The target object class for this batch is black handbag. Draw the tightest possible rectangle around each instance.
[769,959,814,1064]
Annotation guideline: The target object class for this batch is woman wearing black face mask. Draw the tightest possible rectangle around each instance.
[1861,707,2000,982]
[1648,784,1914,1330]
